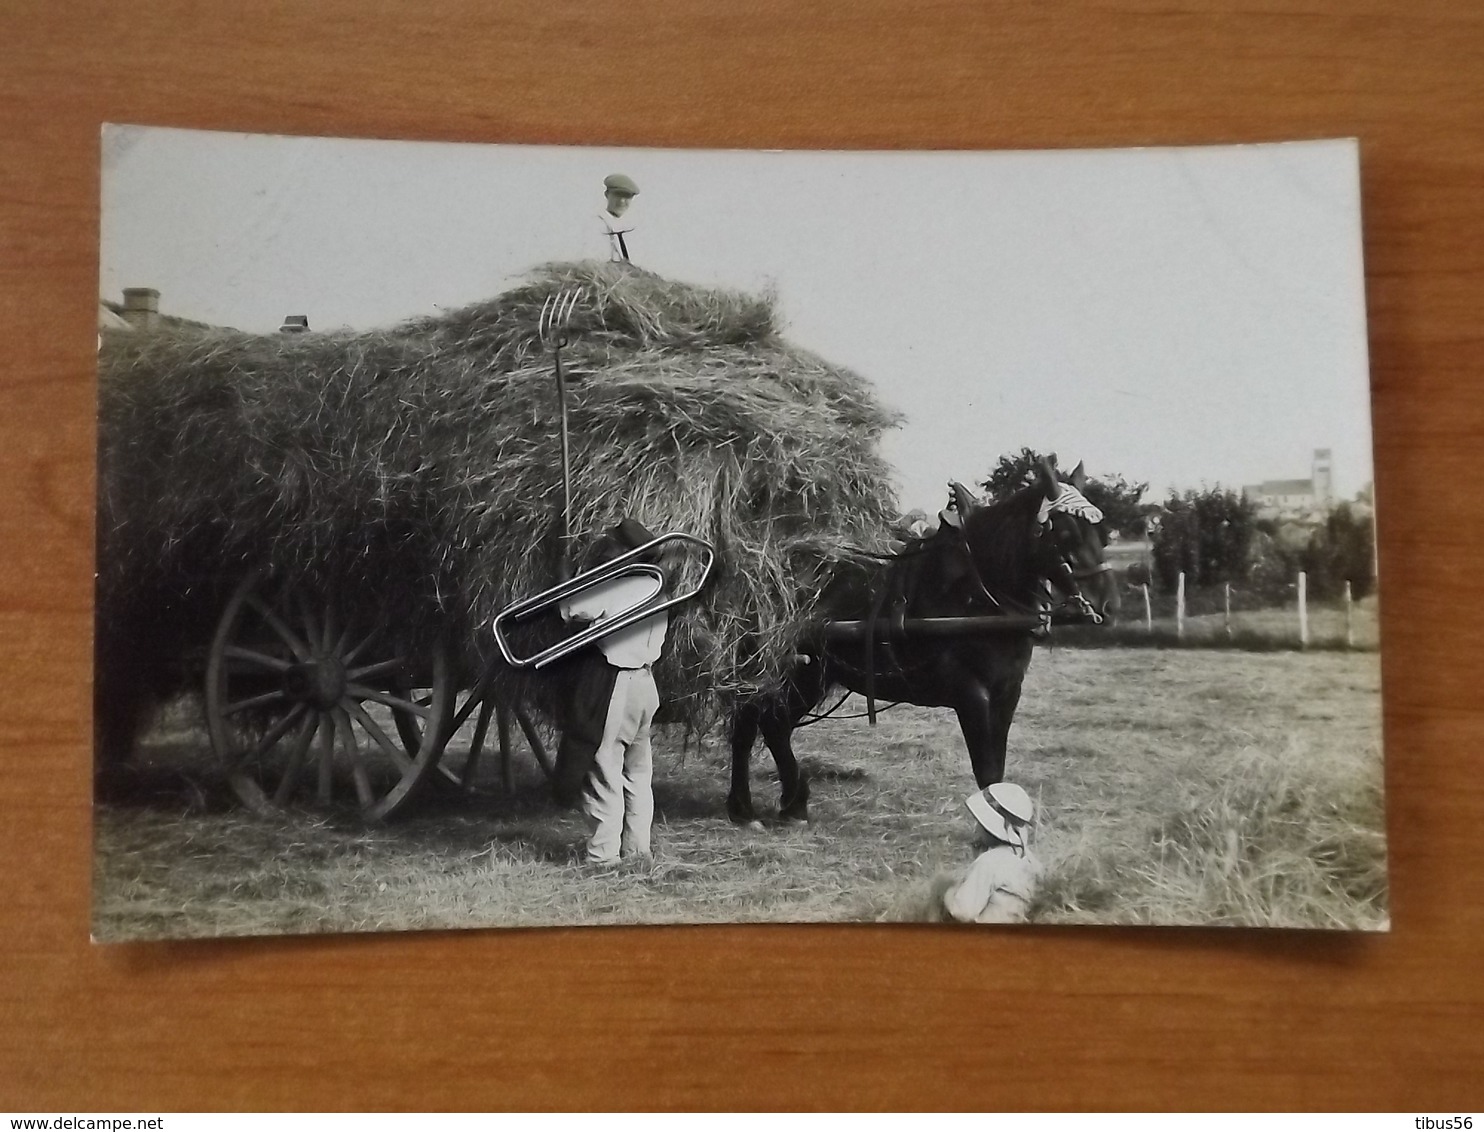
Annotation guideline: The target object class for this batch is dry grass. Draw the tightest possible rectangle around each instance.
[1060,599,1381,652]
[92,647,1386,940]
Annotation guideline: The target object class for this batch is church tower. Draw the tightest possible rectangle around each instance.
[1312,448,1334,506]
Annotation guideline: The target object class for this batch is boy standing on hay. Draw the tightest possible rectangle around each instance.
[938,782,1042,924]
[554,517,667,865]
[599,173,639,262]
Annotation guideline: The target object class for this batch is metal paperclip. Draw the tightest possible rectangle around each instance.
[491,532,717,670]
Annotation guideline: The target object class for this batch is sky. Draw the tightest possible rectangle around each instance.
[100,127,1374,514]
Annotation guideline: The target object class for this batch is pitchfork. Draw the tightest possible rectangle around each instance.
[538,286,585,579]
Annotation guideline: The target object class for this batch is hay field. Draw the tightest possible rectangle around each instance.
[92,646,1386,940]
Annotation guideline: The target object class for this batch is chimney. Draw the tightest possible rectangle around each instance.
[121,287,160,331]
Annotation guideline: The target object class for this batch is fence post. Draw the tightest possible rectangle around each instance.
[1141,583,1152,632]
[1177,572,1186,641]
[1298,570,1309,648]
[1345,580,1354,648]
[1224,582,1232,640]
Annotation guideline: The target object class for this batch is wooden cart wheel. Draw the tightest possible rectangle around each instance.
[205,572,453,821]
[394,681,555,795]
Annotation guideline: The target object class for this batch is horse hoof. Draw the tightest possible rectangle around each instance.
[727,800,760,826]
[779,785,810,825]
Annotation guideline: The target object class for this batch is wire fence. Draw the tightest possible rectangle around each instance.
[1086,572,1379,651]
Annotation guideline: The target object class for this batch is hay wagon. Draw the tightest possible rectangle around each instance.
[96,262,904,822]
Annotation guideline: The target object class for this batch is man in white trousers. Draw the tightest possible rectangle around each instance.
[558,518,667,864]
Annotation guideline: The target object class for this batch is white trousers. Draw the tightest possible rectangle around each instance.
[581,667,660,863]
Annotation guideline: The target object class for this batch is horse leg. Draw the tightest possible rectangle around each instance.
[953,681,1000,789]
[985,679,1024,787]
[766,659,830,822]
[759,708,809,823]
[727,701,762,825]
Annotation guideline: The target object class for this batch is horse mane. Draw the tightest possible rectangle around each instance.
[961,483,1049,598]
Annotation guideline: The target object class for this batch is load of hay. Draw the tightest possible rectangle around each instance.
[97,261,902,733]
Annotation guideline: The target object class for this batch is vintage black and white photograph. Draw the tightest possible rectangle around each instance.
[92,127,1383,939]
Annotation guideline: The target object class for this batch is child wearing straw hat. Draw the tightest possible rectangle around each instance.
[941,781,1042,924]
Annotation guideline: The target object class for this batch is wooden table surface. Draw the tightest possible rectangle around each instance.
[3,0,1481,1112]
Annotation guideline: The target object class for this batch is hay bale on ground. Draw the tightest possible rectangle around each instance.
[96,261,902,741]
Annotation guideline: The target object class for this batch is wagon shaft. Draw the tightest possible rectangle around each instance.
[819,615,1044,643]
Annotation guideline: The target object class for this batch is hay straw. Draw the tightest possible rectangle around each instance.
[97,261,903,730]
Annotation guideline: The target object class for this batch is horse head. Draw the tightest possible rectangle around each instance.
[955,456,1120,624]
[1031,457,1120,623]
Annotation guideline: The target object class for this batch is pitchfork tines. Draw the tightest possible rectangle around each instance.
[539,286,586,579]
[538,286,584,350]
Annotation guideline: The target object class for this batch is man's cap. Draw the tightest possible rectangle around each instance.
[592,517,660,568]
[604,173,639,196]
[600,517,659,556]
[965,782,1035,845]
[612,517,657,549]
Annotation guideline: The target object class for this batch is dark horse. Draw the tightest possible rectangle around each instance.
[727,457,1119,825]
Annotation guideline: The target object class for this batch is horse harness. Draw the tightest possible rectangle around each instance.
[853,505,1108,724]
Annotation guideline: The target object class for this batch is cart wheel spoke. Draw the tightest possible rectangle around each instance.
[322,602,340,655]
[497,703,514,792]
[450,691,484,732]
[228,702,308,772]
[345,699,414,775]
[246,594,312,661]
[346,656,409,683]
[316,710,335,804]
[514,705,556,782]
[298,592,320,657]
[460,694,496,790]
[342,623,380,666]
[221,688,289,717]
[347,684,429,717]
[223,645,293,674]
[272,714,320,806]
[334,707,376,810]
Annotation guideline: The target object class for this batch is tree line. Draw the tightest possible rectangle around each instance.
[977,449,1376,602]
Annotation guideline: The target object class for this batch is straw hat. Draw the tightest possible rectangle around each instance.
[965,781,1035,845]
[987,781,1034,824]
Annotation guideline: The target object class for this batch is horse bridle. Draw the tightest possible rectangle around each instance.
[1048,558,1110,624]
[954,522,1109,628]
[1037,515,1112,625]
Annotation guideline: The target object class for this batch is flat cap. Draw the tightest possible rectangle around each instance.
[603,173,639,196]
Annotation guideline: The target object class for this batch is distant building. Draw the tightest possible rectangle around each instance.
[100,288,233,337]
[1243,449,1335,522]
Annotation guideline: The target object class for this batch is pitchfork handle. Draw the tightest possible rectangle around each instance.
[554,342,573,580]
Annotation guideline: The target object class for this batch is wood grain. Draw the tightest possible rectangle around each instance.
[2,0,1481,1111]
